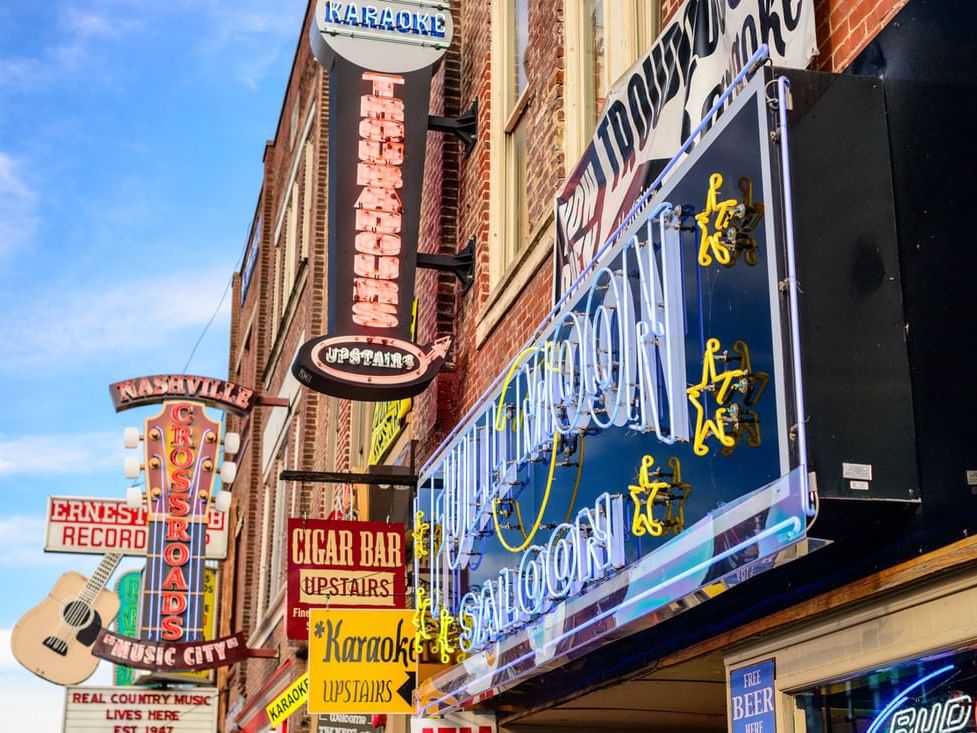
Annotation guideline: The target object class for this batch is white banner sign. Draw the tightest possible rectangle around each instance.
[46,496,227,559]
[63,686,218,732]
[411,711,496,733]
[554,0,817,297]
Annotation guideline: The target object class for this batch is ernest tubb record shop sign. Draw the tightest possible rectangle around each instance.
[293,1,454,401]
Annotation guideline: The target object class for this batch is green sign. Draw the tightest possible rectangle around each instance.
[113,570,142,686]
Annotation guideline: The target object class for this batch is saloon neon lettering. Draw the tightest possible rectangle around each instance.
[428,207,687,592]
[456,493,625,653]
[353,71,406,329]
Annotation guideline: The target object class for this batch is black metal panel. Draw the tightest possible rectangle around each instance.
[785,69,918,501]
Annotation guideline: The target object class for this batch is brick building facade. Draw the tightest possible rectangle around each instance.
[217,1,975,732]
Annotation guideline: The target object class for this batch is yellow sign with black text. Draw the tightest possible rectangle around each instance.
[266,672,310,726]
[308,608,416,714]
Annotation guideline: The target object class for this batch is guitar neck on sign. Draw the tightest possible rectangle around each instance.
[122,400,239,642]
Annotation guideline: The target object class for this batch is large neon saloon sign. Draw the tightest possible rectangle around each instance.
[413,64,822,715]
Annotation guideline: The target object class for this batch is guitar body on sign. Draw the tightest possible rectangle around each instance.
[11,553,121,685]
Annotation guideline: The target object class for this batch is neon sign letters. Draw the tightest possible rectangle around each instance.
[322,2,448,39]
[354,72,406,329]
[866,665,966,733]
[431,209,688,578]
[140,401,218,642]
[457,493,625,652]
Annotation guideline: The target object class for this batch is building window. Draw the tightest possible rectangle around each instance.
[513,0,529,98]
[490,0,534,287]
[587,0,606,120]
[268,456,287,600]
[255,483,272,620]
[564,1,661,165]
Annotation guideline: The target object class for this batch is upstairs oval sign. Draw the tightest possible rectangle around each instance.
[312,0,454,73]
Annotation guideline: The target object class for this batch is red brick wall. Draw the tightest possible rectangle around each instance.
[660,0,910,72]
[812,0,909,70]
[411,0,566,466]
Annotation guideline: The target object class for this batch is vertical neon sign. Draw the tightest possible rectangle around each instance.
[296,1,455,402]
[353,72,405,329]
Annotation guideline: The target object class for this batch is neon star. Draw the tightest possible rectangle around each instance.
[411,510,430,559]
[433,607,456,664]
[412,587,433,655]
[687,338,768,456]
[628,455,692,538]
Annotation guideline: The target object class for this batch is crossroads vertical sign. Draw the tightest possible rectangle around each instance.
[294,1,454,400]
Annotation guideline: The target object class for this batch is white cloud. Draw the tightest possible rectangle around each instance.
[0,152,38,259]
[0,627,114,730]
[0,516,67,566]
[189,0,308,88]
[0,268,231,372]
[0,433,122,477]
[0,2,145,95]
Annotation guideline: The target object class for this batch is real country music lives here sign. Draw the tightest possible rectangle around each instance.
[287,518,406,640]
[64,686,218,733]
[554,0,817,298]
[45,495,228,560]
[293,1,455,401]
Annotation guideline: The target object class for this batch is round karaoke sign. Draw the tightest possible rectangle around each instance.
[311,0,454,73]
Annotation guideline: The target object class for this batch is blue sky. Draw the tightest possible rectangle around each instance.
[0,0,306,727]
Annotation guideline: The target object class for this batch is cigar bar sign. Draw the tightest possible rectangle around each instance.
[45,496,228,559]
[294,1,454,401]
[287,519,406,640]
[63,686,218,732]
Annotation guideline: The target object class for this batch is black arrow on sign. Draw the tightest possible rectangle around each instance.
[396,671,416,707]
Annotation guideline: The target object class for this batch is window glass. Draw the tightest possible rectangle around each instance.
[513,0,529,102]
[592,0,606,118]
[794,645,977,733]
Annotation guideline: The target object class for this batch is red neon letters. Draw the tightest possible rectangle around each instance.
[160,403,195,641]
[353,72,406,329]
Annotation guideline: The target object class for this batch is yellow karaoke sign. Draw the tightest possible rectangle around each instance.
[307,608,416,714]
[266,672,309,726]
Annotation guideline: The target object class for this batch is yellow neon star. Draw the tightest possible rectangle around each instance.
[696,173,739,267]
[412,510,430,559]
[434,607,456,664]
[628,455,692,537]
[688,338,744,456]
[412,587,433,655]
[688,338,769,456]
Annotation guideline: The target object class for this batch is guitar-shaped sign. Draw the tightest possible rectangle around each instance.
[11,552,122,685]
[122,400,237,643]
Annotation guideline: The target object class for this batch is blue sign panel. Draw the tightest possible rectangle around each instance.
[730,660,777,733]
[413,65,818,715]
